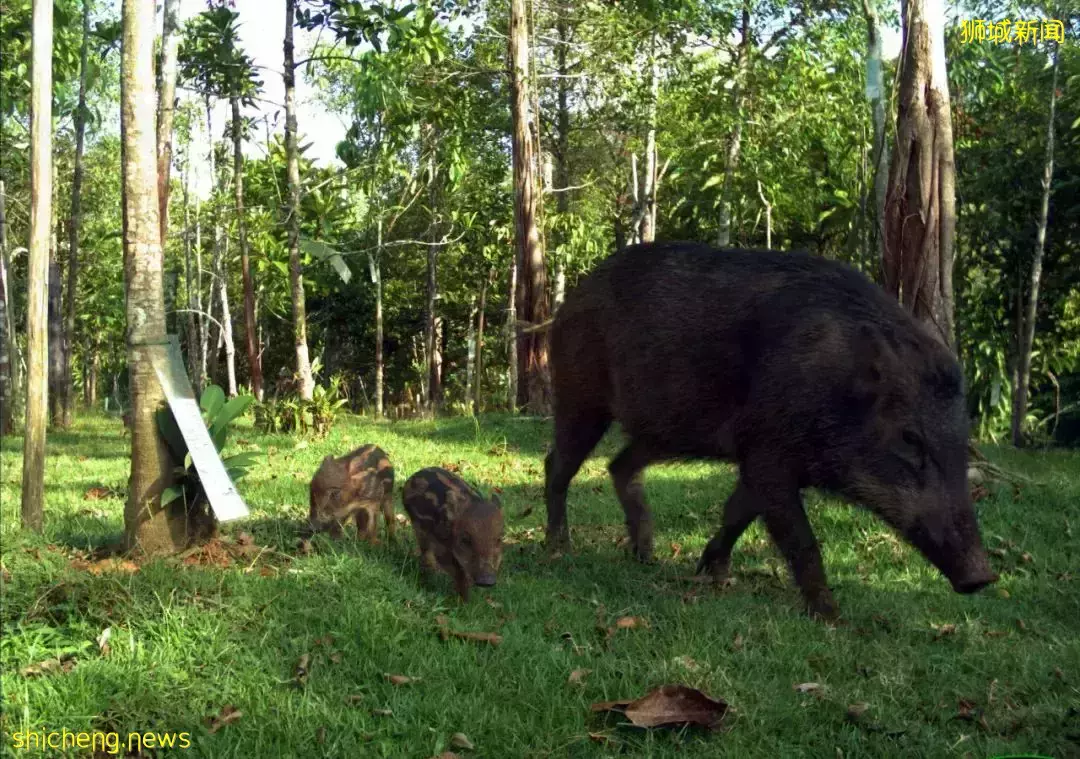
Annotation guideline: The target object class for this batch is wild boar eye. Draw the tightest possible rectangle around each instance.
[898,430,926,470]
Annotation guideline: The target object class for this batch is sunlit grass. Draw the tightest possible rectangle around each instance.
[1,412,1078,757]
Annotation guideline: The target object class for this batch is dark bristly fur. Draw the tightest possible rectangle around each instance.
[544,241,996,619]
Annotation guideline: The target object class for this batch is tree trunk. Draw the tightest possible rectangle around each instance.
[370,218,384,418]
[506,254,518,412]
[85,338,98,407]
[862,0,890,277]
[22,0,53,532]
[882,0,958,349]
[474,269,491,416]
[640,33,659,244]
[1011,44,1059,447]
[284,0,314,401]
[61,0,91,428]
[195,199,208,391]
[156,0,179,248]
[181,144,200,394]
[0,181,12,434]
[121,0,183,554]
[510,0,549,414]
[466,295,477,412]
[218,236,237,398]
[48,256,63,425]
[717,5,750,247]
[231,94,261,400]
[756,179,772,249]
[552,9,572,311]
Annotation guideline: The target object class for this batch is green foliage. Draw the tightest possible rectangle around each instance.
[157,385,259,509]
[253,382,348,439]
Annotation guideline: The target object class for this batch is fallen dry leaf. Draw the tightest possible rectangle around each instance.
[97,627,112,657]
[259,565,276,577]
[615,616,649,630]
[568,669,592,685]
[430,754,461,759]
[732,633,745,651]
[670,542,682,560]
[983,630,1008,638]
[971,485,990,502]
[931,623,957,640]
[955,699,978,721]
[294,654,311,685]
[84,486,112,500]
[438,629,502,646]
[516,505,534,520]
[1020,552,1033,564]
[345,694,365,705]
[315,726,326,745]
[385,674,420,686]
[206,705,243,733]
[329,651,343,664]
[371,708,394,717]
[1054,667,1064,680]
[435,614,450,627]
[20,656,76,678]
[996,588,1011,599]
[793,682,825,695]
[449,732,474,750]
[847,703,870,721]
[588,732,617,745]
[484,597,503,611]
[672,655,699,671]
[591,684,728,730]
[1016,619,1027,632]
[297,538,313,556]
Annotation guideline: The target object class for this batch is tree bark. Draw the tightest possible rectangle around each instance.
[717,5,750,247]
[371,218,384,418]
[0,181,13,434]
[195,198,208,391]
[121,0,184,554]
[156,0,179,248]
[231,94,261,400]
[882,0,958,349]
[1011,44,1059,447]
[85,337,98,407]
[552,8,572,311]
[862,0,890,276]
[181,143,200,394]
[48,254,63,425]
[284,0,314,401]
[510,0,549,414]
[22,0,53,532]
[506,253,518,412]
[466,295,477,411]
[218,235,237,398]
[60,0,91,428]
[640,33,659,244]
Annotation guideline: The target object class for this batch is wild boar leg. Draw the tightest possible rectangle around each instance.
[381,485,396,542]
[695,480,760,580]
[753,477,837,620]
[608,439,661,563]
[544,409,611,553]
[354,507,377,541]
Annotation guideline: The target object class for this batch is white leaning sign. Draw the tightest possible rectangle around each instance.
[151,339,250,522]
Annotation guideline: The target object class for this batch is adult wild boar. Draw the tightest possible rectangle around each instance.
[544,241,996,619]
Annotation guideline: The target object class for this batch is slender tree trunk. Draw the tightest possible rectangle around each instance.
[882,0,958,349]
[552,9,572,311]
[195,199,207,390]
[1011,44,1059,447]
[506,254,518,411]
[640,33,659,244]
[510,0,549,414]
[466,295,477,412]
[22,0,53,532]
[717,5,750,247]
[181,145,199,393]
[423,124,443,412]
[284,0,314,401]
[218,236,237,398]
[756,180,772,248]
[48,255,63,425]
[863,0,890,277]
[60,0,91,428]
[0,181,12,434]
[474,268,492,416]
[370,218,384,419]
[121,0,183,554]
[156,0,179,248]
[231,94,261,400]
[86,338,98,407]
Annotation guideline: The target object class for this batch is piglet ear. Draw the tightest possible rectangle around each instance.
[490,492,502,510]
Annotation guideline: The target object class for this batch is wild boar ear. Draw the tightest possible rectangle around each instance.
[490,493,502,510]
[852,325,894,407]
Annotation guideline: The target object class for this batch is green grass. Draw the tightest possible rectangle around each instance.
[2,412,1079,758]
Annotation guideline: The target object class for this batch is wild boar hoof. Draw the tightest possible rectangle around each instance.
[806,593,839,622]
[546,528,571,555]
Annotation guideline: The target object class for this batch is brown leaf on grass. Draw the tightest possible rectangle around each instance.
[484,597,503,611]
[0,565,11,583]
[84,486,112,500]
[846,703,870,722]
[259,565,276,578]
[97,627,112,657]
[568,669,592,685]
[732,633,745,651]
[435,614,450,628]
[793,682,825,695]
[371,708,394,717]
[1020,552,1033,564]
[672,656,699,672]
[329,652,343,664]
[385,674,420,686]
[615,616,649,630]
[591,684,729,730]
[1054,667,1064,680]
[1015,619,1027,632]
[971,485,990,502]
[441,462,461,473]
[297,538,313,556]
[294,654,311,686]
[314,635,335,647]
[931,623,957,640]
[345,694,365,705]
[438,629,502,646]
[21,655,76,678]
[206,705,243,733]
[449,732,474,750]
[315,726,326,745]
[955,699,978,721]
[515,505,534,520]
[670,542,682,560]
[983,629,1008,638]
[430,753,461,759]
[588,732,617,745]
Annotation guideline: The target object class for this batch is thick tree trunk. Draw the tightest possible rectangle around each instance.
[0,181,12,434]
[371,218,384,419]
[1011,45,1059,448]
[22,0,52,532]
[882,0,958,349]
[231,95,261,400]
[474,268,492,416]
[717,5,750,247]
[510,0,549,414]
[284,0,314,401]
[862,0,890,276]
[61,0,91,428]
[506,254,518,412]
[156,0,179,247]
[121,0,183,554]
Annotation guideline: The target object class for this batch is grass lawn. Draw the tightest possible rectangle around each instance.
[2,412,1079,758]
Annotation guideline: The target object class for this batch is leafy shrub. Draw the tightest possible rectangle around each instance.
[253,383,347,438]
